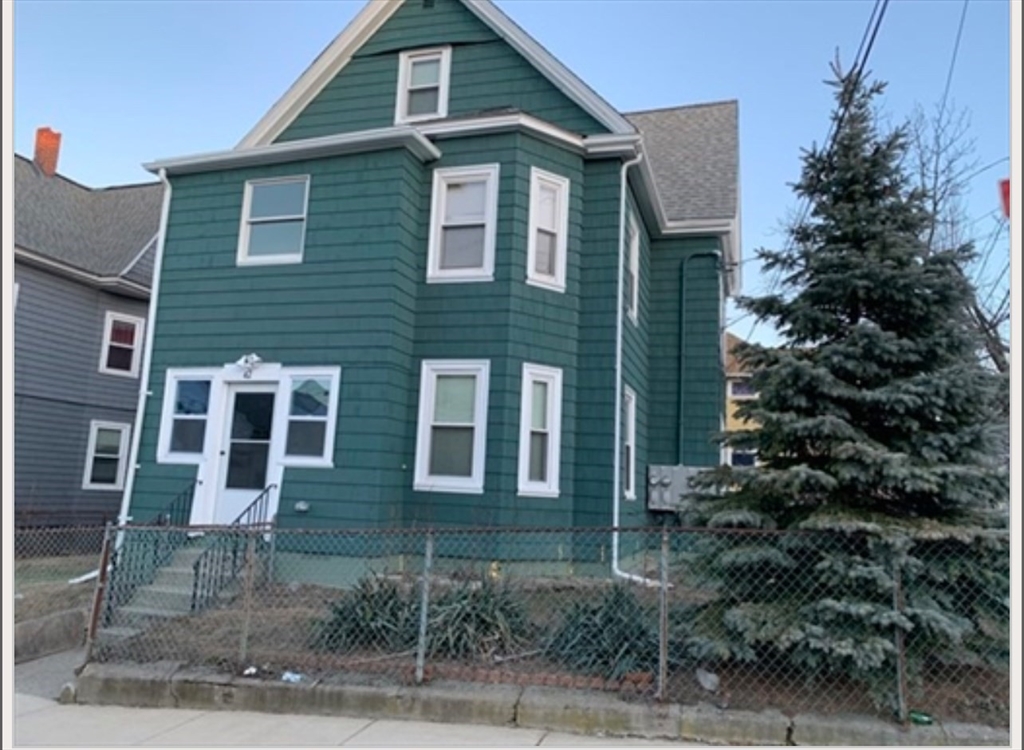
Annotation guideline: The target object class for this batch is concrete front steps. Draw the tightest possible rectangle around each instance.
[98,537,228,641]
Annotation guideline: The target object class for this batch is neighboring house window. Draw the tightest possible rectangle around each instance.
[623,385,637,499]
[395,47,451,124]
[237,176,310,266]
[518,363,563,497]
[427,165,500,283]
[99,311,145,377]
[526,168,570,292]
[729,379,758,399]
[158,370,217,463]
[625,212,639,322]
[729,449,757,467]
[414,360,490,493]
[82,421,130,490]
[282,368,341,467]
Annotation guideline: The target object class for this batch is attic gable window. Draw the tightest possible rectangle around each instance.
[395,47,451,124]
[427,164,500,283]
[237,176,310,266]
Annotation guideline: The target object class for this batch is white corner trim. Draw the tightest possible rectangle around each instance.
[413,359,490,494]
[238,0,402,148]
[426,164,501,284]
[395,46,452,125]
[146,127,441,175]
[517,362,563,498]
[82,420,132,491]
[98,310,146,378]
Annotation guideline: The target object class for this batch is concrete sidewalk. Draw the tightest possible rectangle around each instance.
[13,693,689,747]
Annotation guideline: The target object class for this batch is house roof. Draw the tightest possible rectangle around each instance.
[724,331,747,377]
[14,154,163,288]
[626,101,739,223]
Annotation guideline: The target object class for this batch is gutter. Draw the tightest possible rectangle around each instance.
[14,247,151,300]
[611,150,657,587]
[115,168,174,539]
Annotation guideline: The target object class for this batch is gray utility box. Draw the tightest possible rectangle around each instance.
[646,465,713,512]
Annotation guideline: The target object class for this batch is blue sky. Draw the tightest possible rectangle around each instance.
[12,0,1012,343]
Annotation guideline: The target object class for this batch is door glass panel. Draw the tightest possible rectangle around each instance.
[226,392,275,490]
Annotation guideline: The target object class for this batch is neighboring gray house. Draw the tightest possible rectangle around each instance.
[13,128,163,525]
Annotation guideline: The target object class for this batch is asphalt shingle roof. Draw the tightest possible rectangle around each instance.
[14,154,163,287]
[626,101,739,223]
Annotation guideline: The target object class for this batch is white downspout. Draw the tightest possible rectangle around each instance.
[611,150,656,587]
[117,169,173,534]
[71,169,172,585]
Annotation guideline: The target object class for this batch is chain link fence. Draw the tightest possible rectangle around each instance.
[13,525,108,623]
[86,524,1009,728]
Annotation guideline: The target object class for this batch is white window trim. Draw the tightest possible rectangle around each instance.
[728,378,758,400]
[414,359,490,494]
[395,46,452,125]
[278,366,342,469]
[526,167,570,293]
[98,311,145,378]
[157,368,221,464]
[517,363,563,498]
[427,164,500,284]
[724,446,759,468]
[82,420,131,491]
[236,175,311,267]
[623,385,637,500]
[626,212,640,324]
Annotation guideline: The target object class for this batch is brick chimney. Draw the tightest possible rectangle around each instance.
[34,127,62,177]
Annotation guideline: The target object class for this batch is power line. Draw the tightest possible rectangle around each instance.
[963,156,1008,184]
[937,0,970,127]
[744,0,890,343]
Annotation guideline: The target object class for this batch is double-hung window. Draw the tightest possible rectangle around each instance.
[158,372,215,462]
[395,47,451,124]
[82,421,130,490]
[99,311,145,377]
[427,165,500,283]
[623,385,637,499]
[624,212,639,322]
[282,368,341,467]
[526,168,570,292]
[237,176,310,266]
[518,363,563,497]
[414,360,490,493]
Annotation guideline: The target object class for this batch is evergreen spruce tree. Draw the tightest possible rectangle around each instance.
[684,66,1009,712]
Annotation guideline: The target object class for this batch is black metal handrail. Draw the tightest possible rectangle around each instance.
[156,480,198,527]
[191,484,276,613]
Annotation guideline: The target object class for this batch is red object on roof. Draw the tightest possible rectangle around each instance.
[999,179,1009,219]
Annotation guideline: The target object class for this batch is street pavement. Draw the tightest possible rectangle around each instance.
[12,650,697,747]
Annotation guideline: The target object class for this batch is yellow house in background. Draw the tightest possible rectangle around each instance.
[724,332,758,466]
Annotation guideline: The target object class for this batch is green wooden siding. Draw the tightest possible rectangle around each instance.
[647,237,724,468]
[276,0,607,142]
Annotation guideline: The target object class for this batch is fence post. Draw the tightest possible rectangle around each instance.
[657,527,669,701]
[81,523,114,671]
[415,530,434,685]
[892,555,909,726]
[238,532,257,668]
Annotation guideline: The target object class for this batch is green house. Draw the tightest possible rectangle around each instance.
[120,0,740,556]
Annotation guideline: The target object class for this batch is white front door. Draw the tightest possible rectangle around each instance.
[213,382,277,524]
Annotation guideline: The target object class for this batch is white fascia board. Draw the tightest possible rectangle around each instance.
[462,0,636,136]
[237,0,401,149]
[14,247,151,299]
[145,127,441,176]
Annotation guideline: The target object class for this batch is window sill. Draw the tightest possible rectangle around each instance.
[98,367,139,379]
[525,276,566,294]
[426,273,494,285]
[517,487,560,499]
[237,255,304,268]
[396,112,446,126]
[82,483,124,492]
[414,479,484,495]
[624,492,637,501]
[281,457,334,469]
